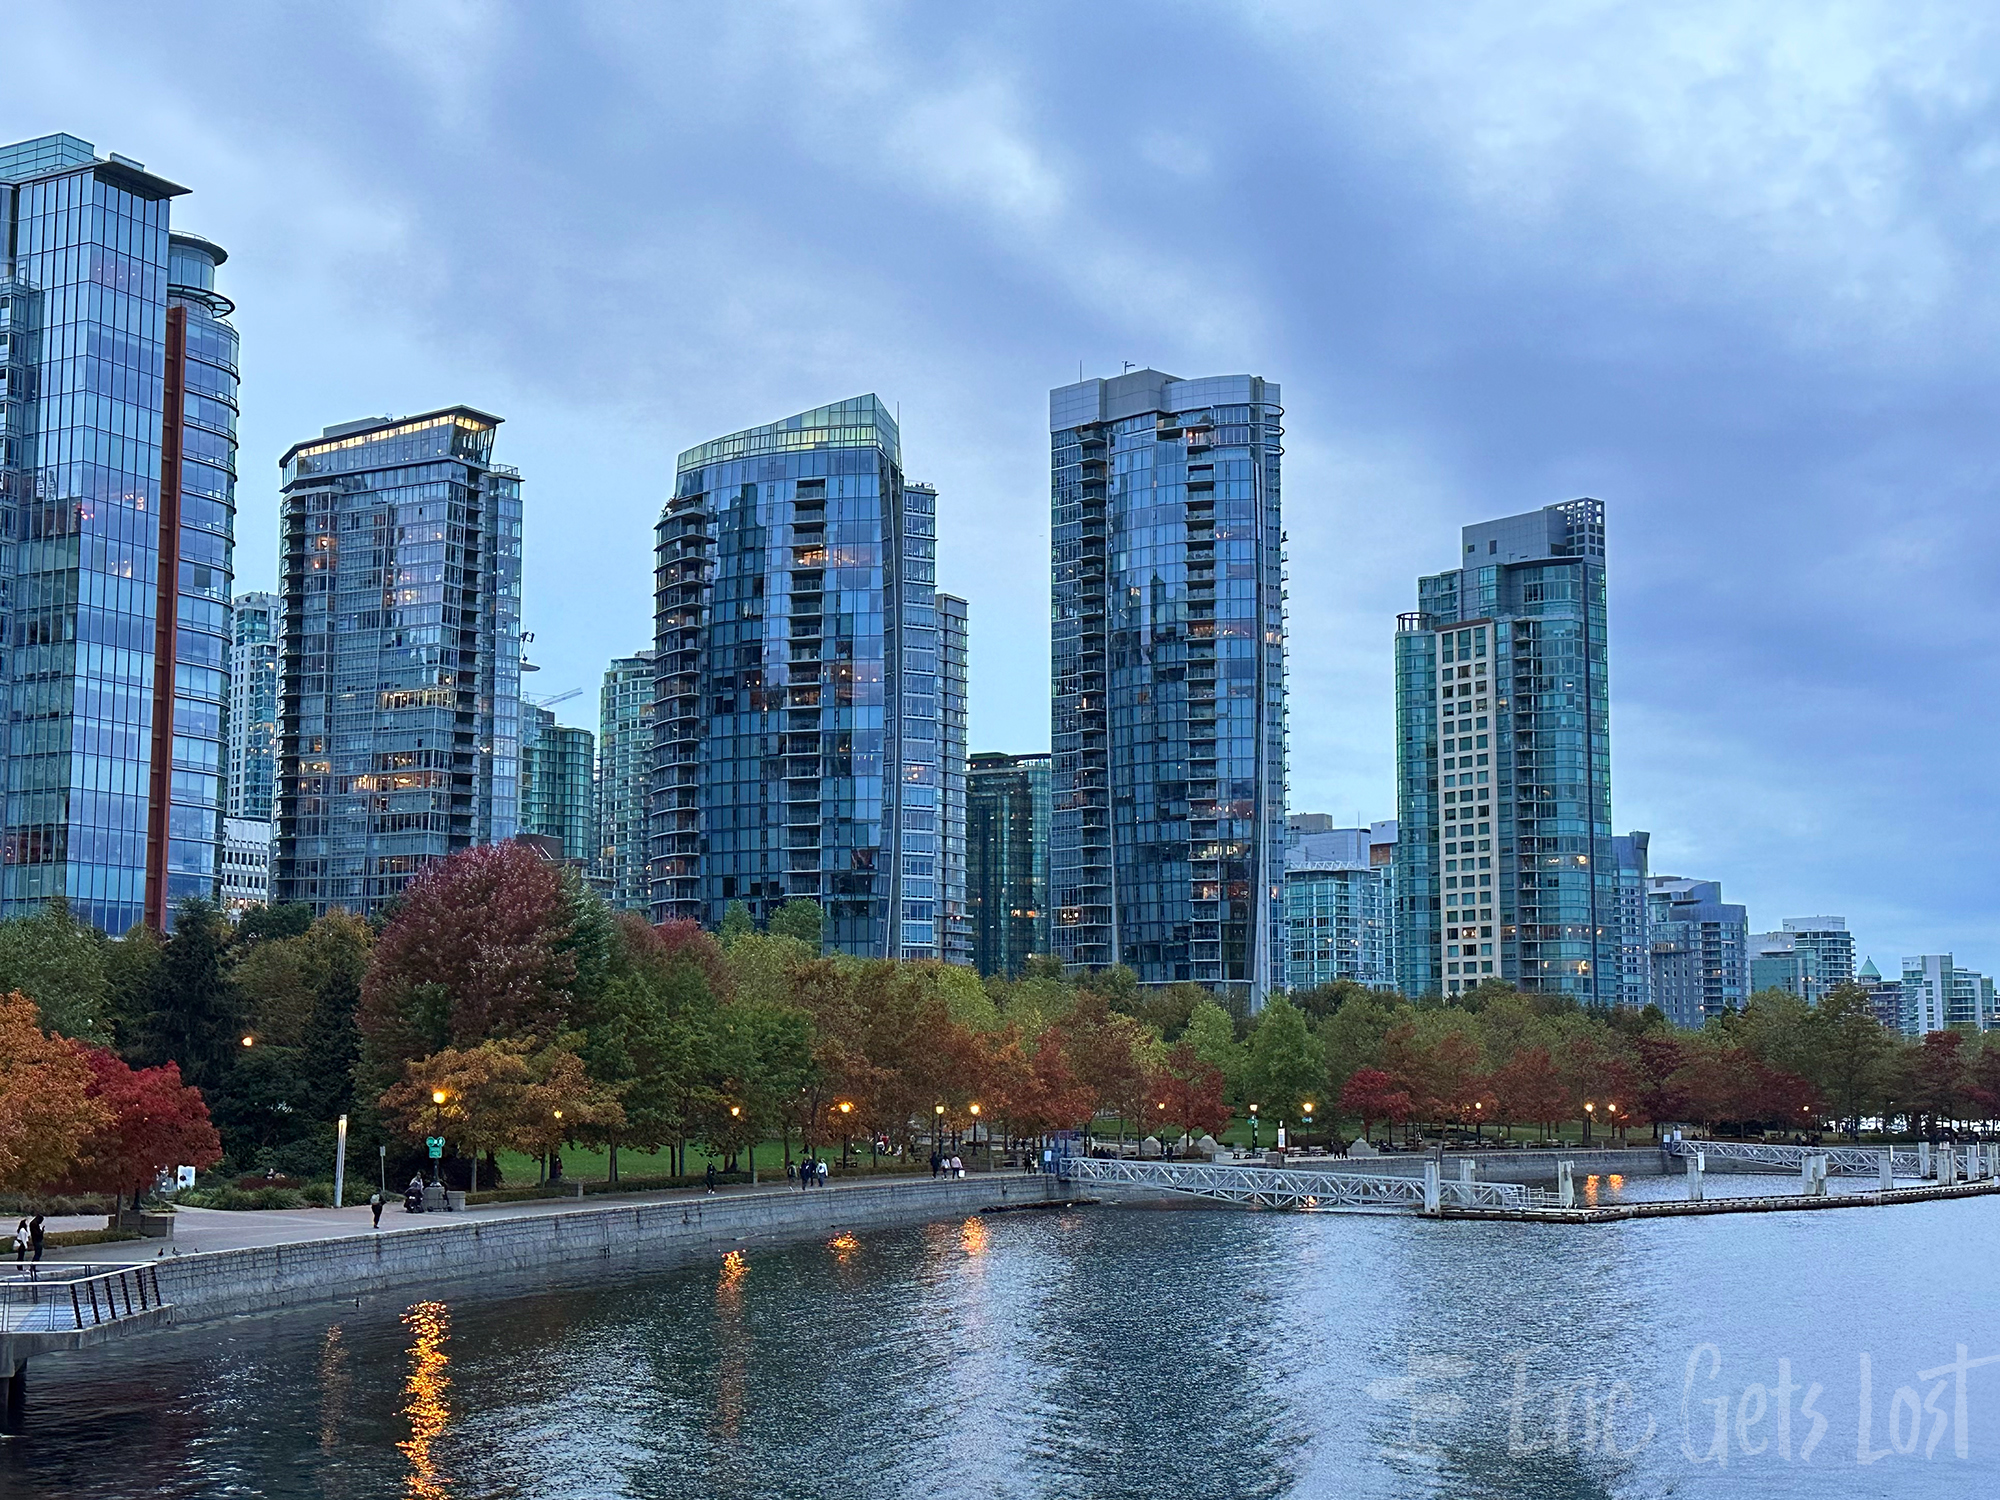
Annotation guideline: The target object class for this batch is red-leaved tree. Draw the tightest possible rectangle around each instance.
[358,843,579,1090]
[61,1046,222,1209]
[1150,1043,1230,1148]
[1340,1067,1411,1144]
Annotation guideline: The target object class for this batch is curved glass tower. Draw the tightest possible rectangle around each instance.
[649,396,967,959]
[1048,371,1287,1009]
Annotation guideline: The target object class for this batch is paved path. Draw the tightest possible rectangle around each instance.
[37,1172,1013,1261]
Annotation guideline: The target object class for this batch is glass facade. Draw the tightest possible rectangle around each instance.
[1611,831,1652,1009]
[937,590,970,966]
[1898,954,1996,1036]
[966,750,1052,978]
[1283,817,1396,991]
[519,704,594,863]
[228,590,278,821]
[595,650,655,911]
[0,135,235,934]
[649,396,967,960]
[1048,371,1286,1007]
[1395,500,1613,1001]
[1645,877,1747,1027]
[274,408,522,918]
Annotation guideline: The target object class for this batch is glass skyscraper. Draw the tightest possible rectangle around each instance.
[649,396,967,960]
[520,705,594,863]
[596,650,655,911]
[967,750,1052,977]
[1611,831,1652,1009]
[273,408,522,918]
[228,590,279,822]
[1048,371,1286,1007]
[0,134,236,933]
[1395,500,1613,1001]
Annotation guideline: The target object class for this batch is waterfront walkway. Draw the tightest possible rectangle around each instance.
[40,1172,990,1260]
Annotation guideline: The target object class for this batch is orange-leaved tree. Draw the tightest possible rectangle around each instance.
[0,990,105,1193]
[380,1041,534,1193]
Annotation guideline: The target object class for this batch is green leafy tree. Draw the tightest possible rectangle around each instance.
[0,895,111,1041]
[1244,996,1326,1129]
[718,900,755,944]
[133,899,242,1093]
[1182,998,1245,1101]
[1805,984,1891,1138]
[767,898,824,951]
[234,903,314,944]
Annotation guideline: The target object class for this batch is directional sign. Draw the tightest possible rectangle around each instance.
[426,1137,445,1159]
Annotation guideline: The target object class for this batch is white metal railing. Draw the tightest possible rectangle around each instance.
[1056,1156,1531,1212]
[1661,1139,1924,1177]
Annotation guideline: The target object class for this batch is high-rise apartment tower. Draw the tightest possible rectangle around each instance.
[1048,371,1286,1007]
[967,750,1052,978]
[1395,500,1613,1001]
[228,591,279,822]
[649,396,967,959]
[273,408,522,917]
[596,650,656,911]
[0,135,237,932]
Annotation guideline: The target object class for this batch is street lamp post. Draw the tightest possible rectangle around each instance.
[550,1108,563,1183]
[1473,1099,1483,1145]
[1583,1100,1595,1149]
[1249,1103,1260,1153]
[1302,1102,1315,1152]
[838,1100,853,1170]
[969,1103,982,1171]
[430,1089,448,1187]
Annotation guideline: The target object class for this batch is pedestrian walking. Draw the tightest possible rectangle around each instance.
[801,1156,814,1189]
[816,1158,829,1187]
[787,1160,797,1186]
[930,1150,942,1179]
[950,1154,964,1179]
[11,1220,27,1264]
[369,1191,385,1229]
[705,1163,718,1195]
[28,1214,45,1262]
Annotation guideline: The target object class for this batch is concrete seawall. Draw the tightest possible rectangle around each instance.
[152,1175,1072,1325]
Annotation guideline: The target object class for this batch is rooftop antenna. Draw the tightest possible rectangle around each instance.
[1123,361,1136,373]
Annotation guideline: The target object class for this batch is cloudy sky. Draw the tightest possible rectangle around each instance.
[11,3,2000,972]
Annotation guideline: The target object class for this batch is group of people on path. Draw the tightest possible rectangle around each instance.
[790,1156,829,1189]
[930,1152,965,1179]
[11,1215,46,1264]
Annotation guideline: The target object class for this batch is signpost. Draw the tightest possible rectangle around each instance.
[426,1137,445,1160]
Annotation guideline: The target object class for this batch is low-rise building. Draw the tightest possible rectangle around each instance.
[221,819,272,917]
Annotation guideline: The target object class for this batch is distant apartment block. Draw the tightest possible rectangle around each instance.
[1284,816,1397,991]
[1611,832,1651,1010]
[1899,954,1996,1036]
[596,651,656,912]
[1646,876,1748,1028]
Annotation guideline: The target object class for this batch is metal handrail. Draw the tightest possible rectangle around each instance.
[0,1263,162,1335]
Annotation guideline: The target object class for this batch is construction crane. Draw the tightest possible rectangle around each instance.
[526,687,582,710]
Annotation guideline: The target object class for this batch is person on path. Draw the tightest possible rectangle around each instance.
[816,1158,828,1187]
[11,1220,27,1264]
[705,1163,718,1195]
[930,1150,942,1179]
[28,1214,44,1262]
[787,1161,797,1186]
[369,1191,385,1229]
[799,1156,813,1190]
[950,1154,964,1179]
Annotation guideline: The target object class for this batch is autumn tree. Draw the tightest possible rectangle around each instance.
[1150,1043,1231,1148]
[1489,1045,1568,1141]
[380,1042,535,1193]
[1338,1068,1411,1145]
[60,1046,222,1209]
[0,991,106,1192]
[359,843,578,1096]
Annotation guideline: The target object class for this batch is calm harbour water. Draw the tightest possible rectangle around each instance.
[7,1183,2000,1499]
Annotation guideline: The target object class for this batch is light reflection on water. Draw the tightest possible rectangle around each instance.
[5,1198,2000,1498]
